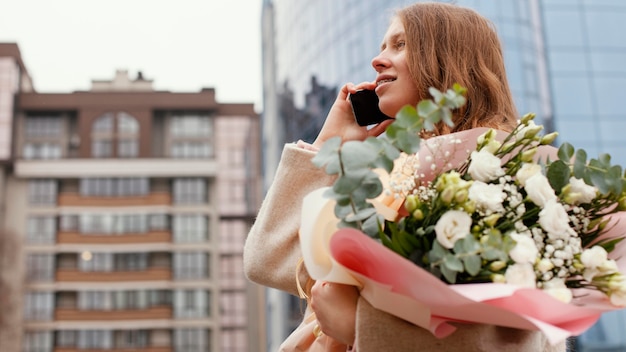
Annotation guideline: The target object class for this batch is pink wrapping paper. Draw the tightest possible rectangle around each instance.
[329,228,619,345]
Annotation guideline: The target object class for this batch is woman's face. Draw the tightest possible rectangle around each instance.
[371,18,420,118]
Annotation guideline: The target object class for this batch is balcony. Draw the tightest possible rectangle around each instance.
[58,192,171,207]
[55,306,172,321]
[56,267,171,282]
[57,231,171,245]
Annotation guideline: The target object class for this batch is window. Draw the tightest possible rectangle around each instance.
[56,330,77,347]
[173,178,207,204]
[173,252,208,280]
[111,290,148,310]
[22,331,53,352]
[174,289,210,318]
[78,330,112,349]
[79,252,113,272]
[114,330,148,348]
[169,114,214,159]
[26,254,55,282]
[91,112,139,158]
[26,216,56,244]
[171,142,212,158]
[80,178,149,197]
[28,180,57,206]
[23,292,54,321]
[173,215,207,243]
[22,143,62,159]
[25,116,63,138]
[78,291,111,310]
[114,253,148,271]
[171,115,212,137]
[173,329,210,352]
[149,214,169,231]
[79,213,148,234]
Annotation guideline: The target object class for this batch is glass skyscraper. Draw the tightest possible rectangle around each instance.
[260,0,626,350]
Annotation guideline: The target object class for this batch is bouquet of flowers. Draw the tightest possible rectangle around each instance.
[299,84,626,344]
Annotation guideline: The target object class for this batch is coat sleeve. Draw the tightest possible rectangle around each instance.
[243,143,336,296]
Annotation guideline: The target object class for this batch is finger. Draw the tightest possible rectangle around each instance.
[367,119,395,137]
[355,81,377,91]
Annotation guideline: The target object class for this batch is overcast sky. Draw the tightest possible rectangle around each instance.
[0,0,263,112]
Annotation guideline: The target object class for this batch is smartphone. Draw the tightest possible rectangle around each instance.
[349,89,392,126]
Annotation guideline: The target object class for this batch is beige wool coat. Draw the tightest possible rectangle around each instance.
[243,143,567,352]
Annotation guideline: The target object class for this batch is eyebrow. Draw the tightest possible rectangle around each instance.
[380,32,404,51]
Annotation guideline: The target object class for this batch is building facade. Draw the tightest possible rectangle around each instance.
[0,44,265,352]
[260,0,626,351]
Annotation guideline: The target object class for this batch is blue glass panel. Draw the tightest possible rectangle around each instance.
[585,12,626,49]
[543,10,585,47]
[594,77,626,115]
[551,76,594,115]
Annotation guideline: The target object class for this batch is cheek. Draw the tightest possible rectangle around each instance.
[378,85,420,117]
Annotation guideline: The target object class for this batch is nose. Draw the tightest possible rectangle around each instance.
[371,53,391,73]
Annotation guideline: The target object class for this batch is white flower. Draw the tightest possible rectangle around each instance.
[581,246,608,269]
[468,150,504,182]
[538,200,576,240]
[543,279,573,303]
[567,177,598,205]
[504,263,536,288]
[468,181,506,212]
[509,233,539,264]
[516,163,542,186]
[435,210,472,249]
[524,173,556,207]
[516,120,542,140]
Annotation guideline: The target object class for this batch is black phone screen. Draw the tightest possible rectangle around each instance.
[349,89,392,126]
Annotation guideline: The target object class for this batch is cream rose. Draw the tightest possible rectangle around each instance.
[543,279,573,303]
[468,150,504,182]
[567,177,598,205]
[524,173,556,207]
[509,233,539,264]
[516,163,542,186]
[468,181,506,212]
[504,263,536,288]
[434,210,472,249]
[538,199,576,240]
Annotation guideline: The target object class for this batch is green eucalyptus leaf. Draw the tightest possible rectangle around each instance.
[573,149,588,179]
[312,136,342,169]
[546,160,570,193]
[345,207,377,222]
[440,264,458,283]
[341,141,379,170]
[462,255,482,276]
[443,253,464,272]
[557,142,575,162]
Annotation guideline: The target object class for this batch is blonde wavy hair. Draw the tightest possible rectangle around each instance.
[397,2,518,134]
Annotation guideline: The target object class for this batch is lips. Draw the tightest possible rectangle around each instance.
[376,78,396,86]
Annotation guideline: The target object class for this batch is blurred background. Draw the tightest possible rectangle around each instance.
[1,0,625,351]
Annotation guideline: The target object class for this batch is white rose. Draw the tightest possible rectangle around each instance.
[468,150,504,182]
[509,233,539,264]
[580,246,608,269]
[524,173,556,207]
[543,279,573,303]
[538,200,576,240]
[516,163,542,186]
[568,177,597,204]
[468,181,506,212]
[504,263,536,288]
[516,120,542,140]
[435,210,472,249]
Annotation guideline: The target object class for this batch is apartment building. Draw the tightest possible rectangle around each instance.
[0,43,265,352]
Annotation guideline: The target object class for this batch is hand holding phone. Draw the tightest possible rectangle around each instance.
[349,89,392,126]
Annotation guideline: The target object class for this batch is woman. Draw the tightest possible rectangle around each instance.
[244,2,567,351]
